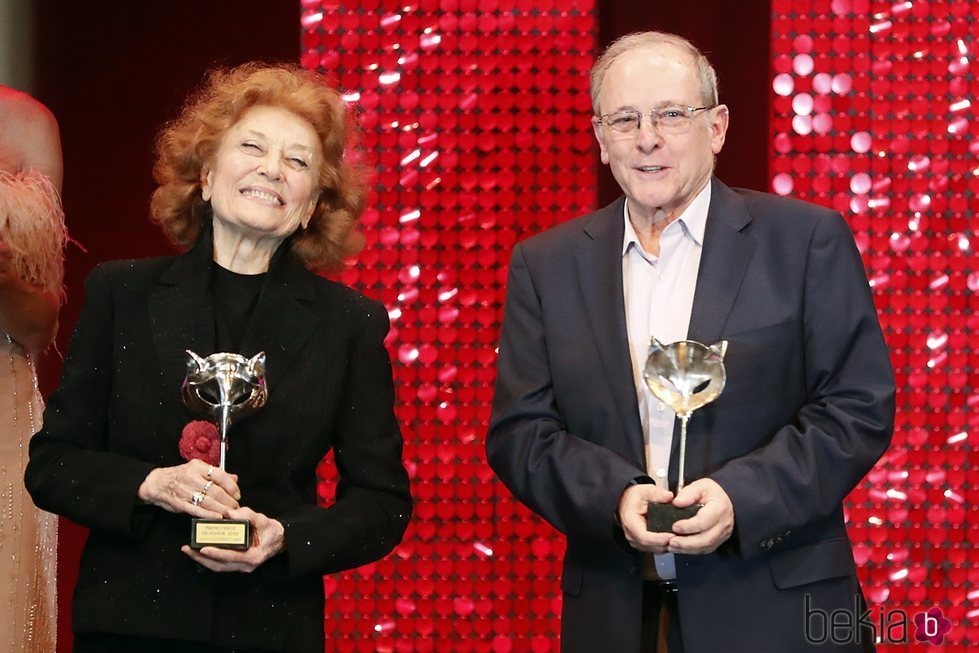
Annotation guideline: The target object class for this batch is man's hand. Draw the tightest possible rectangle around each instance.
[617,483,676,554]
[668,478,735,554]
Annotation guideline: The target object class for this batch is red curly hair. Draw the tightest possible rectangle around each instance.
[150,62,367,272]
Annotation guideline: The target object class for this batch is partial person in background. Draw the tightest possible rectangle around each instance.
[0,85,67,653]
[26,63,411,652]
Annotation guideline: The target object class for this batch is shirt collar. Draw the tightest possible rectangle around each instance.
[621,179,712,256]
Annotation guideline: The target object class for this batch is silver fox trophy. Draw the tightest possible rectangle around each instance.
[182,351,267,550]
[642,338,727,532]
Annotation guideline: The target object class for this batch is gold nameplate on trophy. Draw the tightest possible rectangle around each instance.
[190,518,251,551]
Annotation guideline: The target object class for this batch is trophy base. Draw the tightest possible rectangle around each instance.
[190,518,251,550]
[646,503,703,533]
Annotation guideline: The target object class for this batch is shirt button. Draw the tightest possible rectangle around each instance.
[657,402,665,412]
[655,468,667,479]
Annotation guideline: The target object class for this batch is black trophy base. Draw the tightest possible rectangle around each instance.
[190,518,251,550]
[646,503,703,533]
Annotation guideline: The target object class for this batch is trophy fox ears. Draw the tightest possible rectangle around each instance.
[247,352,266,377]
[647,338,729,359]
[184,350,266,377]
[186,350,207,373]
[709,340,728,359]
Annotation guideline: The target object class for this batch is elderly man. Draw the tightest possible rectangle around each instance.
[487,31,894,653]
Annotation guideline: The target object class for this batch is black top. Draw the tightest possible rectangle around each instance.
[213,264,266,352]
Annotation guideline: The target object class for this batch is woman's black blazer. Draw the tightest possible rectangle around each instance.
[26,236,412,652]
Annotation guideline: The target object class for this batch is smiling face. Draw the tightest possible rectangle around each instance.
[592,43,728,224]
[202,105,322,253]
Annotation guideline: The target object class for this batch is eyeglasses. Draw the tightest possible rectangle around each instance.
[595,106,713,135]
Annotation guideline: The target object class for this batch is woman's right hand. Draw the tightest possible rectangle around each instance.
[0,239,59,352]
[137,459,241,519]
[0,240,12,279]
[0,241,18,292]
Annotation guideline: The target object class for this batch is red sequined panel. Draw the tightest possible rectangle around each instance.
[773,1,977,650]
[303,1,597,650]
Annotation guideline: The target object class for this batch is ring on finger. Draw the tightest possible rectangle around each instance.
[202,480,213,495]
[206,466,214,480]
[191,491,205,507]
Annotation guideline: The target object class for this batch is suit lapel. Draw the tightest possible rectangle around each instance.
[147,240,216,400]
[239,247,320,392]
[687,179,755,345]
[147,232,322,401]
[671,179,755,487]
[574,197,645,465]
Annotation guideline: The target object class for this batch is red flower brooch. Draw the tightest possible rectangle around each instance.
[178,420,220,465]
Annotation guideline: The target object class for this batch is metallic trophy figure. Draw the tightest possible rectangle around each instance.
[182,351,268,471]
[181,351,267,550]
[642,338,727,530]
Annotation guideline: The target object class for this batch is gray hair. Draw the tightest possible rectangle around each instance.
[590,31,719,114]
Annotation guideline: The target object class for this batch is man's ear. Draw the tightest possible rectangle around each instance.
[709,104,730,155]
[592,117,610,165]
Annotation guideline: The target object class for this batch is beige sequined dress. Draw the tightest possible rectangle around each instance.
[0,169,65,653]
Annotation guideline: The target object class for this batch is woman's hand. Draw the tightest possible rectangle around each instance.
[0,240,14,282]
[181,507,285,573]
[0,240,59,353]
[137,459,240,519]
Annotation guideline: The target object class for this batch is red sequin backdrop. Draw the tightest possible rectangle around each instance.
[771,1,977,650]
[302,1,977,651]
[303,1,594,651]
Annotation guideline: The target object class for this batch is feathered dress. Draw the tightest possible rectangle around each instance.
[0,168,66,653]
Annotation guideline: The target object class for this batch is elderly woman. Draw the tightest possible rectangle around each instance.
[26,63,412,652]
